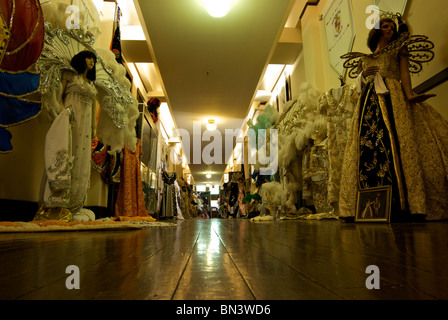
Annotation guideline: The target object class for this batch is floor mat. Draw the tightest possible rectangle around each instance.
[0,220,143,233]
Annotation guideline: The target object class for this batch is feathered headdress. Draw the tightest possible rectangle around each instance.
[147,97,161,123]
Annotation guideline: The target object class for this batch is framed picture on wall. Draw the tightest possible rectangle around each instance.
[323,0,355,78]
[372,0,408,16]
[355,186,392,223]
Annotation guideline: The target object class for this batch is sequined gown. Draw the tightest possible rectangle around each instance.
[114,140,151,217]
[40,72,97,214]
[339,36,448,221]
[318,85,357,209]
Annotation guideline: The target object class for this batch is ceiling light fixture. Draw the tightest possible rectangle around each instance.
[206,119,217,131]
[201,0,235,18]
[206,173,212,178]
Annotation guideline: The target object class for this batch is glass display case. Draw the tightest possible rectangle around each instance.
[140,107,159,214]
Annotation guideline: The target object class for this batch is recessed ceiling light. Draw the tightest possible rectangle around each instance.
[201,0,235,18]
[206,119,217,131]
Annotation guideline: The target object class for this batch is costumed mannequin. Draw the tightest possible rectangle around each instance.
[339,14,448,221]
[34,18,139,221]
[35,50,98,222]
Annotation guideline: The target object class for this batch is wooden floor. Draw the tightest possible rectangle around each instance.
[1,218,448,300]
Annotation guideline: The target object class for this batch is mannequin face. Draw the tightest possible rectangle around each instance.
[85,57,95,70]
[380,21,395,42]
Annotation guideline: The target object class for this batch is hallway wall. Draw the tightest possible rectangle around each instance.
[1,0,446,215]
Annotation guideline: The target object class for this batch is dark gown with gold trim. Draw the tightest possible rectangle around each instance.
[339,33,448,221]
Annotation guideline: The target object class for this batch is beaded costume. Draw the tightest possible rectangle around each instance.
[34,13,139,220]
[339,32,448,221]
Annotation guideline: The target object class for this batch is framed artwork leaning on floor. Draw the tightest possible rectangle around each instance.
[355,186,392,223]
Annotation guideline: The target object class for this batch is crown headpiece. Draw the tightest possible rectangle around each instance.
[379,11,398,20]
[379,11,408,33]
[379,11,406,24]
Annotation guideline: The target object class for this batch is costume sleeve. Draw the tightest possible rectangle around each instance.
[43,107,74,207]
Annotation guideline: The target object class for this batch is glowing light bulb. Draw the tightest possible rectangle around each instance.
[206,119,217,131]
[201,0,235,18]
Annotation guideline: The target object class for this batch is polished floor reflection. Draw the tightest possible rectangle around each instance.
[0,218,447,300]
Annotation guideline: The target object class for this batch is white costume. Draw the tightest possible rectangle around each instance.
[35,20,139,220]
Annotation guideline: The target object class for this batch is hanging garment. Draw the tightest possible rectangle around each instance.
[237,182,246,217]
[318,85,357,208]
[161,184,175,219]
[178,181,191,219]
[340,33,448,220]
[110,5,122,64]
[92,137,121,184]
[174,180,184,220]
[115,139,153,218]
[228,182,239,217]
[302,136,332,214]
[160,171,176,218]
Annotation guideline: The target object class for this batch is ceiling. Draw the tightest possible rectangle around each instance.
[117,0,311,186]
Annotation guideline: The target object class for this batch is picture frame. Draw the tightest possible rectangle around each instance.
[355,186,392,223]
[372,0,408,16]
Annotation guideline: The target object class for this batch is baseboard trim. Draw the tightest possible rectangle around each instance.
[0,199,109,222]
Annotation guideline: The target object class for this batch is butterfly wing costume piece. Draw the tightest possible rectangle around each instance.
[37,22,138,153]
[340,32,435,79]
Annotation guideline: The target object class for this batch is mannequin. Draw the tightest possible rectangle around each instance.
[339,15,448,221]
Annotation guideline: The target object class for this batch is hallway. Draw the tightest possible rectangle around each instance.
[0,218,447,300]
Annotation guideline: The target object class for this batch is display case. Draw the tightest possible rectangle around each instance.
[138,102,159,215]
[136,92,158,215]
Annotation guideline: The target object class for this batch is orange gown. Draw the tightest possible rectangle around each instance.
[114,140,155,220]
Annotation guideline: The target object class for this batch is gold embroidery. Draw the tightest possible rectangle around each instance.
[377,95,406,210]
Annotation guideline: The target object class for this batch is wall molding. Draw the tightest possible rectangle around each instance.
[414,67,448,94]
[300,0,321,20]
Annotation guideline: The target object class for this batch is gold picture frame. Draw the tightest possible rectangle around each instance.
[355,186,392,223]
